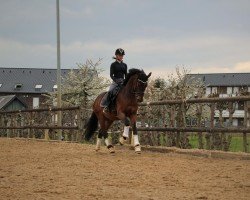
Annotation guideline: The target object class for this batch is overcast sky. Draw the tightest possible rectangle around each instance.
[0,0,249,77]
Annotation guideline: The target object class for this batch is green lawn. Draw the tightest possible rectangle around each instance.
[188,134,250,152]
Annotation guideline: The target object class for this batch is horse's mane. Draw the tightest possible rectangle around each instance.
[123,68,146,86]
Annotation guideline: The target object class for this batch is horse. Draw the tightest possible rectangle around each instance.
[84,68,151,153]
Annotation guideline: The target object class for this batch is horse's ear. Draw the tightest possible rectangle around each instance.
[147,72,152,78]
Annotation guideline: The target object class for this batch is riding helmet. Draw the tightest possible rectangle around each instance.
[115,48,125,56]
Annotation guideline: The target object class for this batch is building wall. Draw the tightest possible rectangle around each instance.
[205,86,250,96]
[4,99,26,111]
[19,94,49,109]
[206,86,250,127]
[0,93,49,109]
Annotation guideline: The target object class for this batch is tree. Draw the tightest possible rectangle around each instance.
[140,68,207,148]
[43,59,110,142]
[44,59,110,109]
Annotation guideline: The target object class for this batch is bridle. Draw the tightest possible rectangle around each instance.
[131,78,148,101]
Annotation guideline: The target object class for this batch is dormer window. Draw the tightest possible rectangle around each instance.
[35,84,43,91]
[0,84,2,88]
[53,85,57,91]
[35,84,42,89]
[15,83,22,90]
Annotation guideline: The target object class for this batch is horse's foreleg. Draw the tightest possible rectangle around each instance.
[119,125,130,145]
[130,115,141,154]
[117,112,130,145]
[119,117,130,145]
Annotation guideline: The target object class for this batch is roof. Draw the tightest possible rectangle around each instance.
[0,67,73,94]
[188,73,250,87]
[0,95,27,109]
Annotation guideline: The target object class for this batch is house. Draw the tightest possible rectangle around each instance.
[0,67,72,109]
[189,73,250,127]
[0,95,27,111]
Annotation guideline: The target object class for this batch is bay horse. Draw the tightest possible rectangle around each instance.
[84,68,151,153]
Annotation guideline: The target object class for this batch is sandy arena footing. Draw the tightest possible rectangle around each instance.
[0,138,249,200]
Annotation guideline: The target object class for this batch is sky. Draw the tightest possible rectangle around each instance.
[0,0,250,78]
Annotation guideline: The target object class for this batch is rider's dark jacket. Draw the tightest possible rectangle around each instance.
[110,60,127,83]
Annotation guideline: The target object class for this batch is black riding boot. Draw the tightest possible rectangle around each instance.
[101,85,121,113]
[101,92,112,112]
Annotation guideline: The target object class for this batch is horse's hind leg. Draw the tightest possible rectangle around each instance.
[102,129,115,153]
[95,130,103,151]
[98,118,114,153]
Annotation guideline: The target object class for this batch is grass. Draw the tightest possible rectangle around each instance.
[188,134,250,152]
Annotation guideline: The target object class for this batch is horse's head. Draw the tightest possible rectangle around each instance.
[124,68,152,102]
[134,71,152,102]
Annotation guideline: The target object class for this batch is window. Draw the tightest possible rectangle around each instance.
[238,101,244,110]
[206,87,211,95]
[212,87,217,94]
[238,118,244,127]
[15,83,22,90]
[233,87,239,94]
[53,85,57,91]
[227,87,232,94]
[239,86,248,93]
[33,97,39,109]
[35,84,43,89]
[218,86,227,94]
[35,84,42,91]
[0,83,2,88]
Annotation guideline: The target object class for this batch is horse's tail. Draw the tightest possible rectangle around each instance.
[84,112,98,141]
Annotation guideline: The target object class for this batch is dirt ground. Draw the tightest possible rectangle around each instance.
[0,138,249,200]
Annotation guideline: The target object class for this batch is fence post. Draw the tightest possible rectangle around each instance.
[206,103,215,150]
[76,107,82,142]
[243,101,248,152]
[168,106,175,146]
[197,104,203,149]
[44,129,50,141]
[0,114,3,137]
[7,115,12,138]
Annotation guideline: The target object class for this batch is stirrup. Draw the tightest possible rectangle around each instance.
[134,144,141,154]
[107,145,115,153]
[119,136,128,145]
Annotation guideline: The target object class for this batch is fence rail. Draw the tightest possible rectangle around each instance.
[0,106,80,114]
[0,126,78,130]
[139,96,250,106]
[137,127,250,133]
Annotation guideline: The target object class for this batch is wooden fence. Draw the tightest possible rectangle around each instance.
[0,96,249,152]
[0,106,87,142]
[137,96,250,152]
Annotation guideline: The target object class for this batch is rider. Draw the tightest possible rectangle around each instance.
[103,48,127,112]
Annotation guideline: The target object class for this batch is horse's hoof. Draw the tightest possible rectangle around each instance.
[119,136,128,145]
[95,147,100,152]
[134,144,141,154]
[107,145,115,153]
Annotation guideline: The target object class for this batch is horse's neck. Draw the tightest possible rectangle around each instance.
[119,77,136,104]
